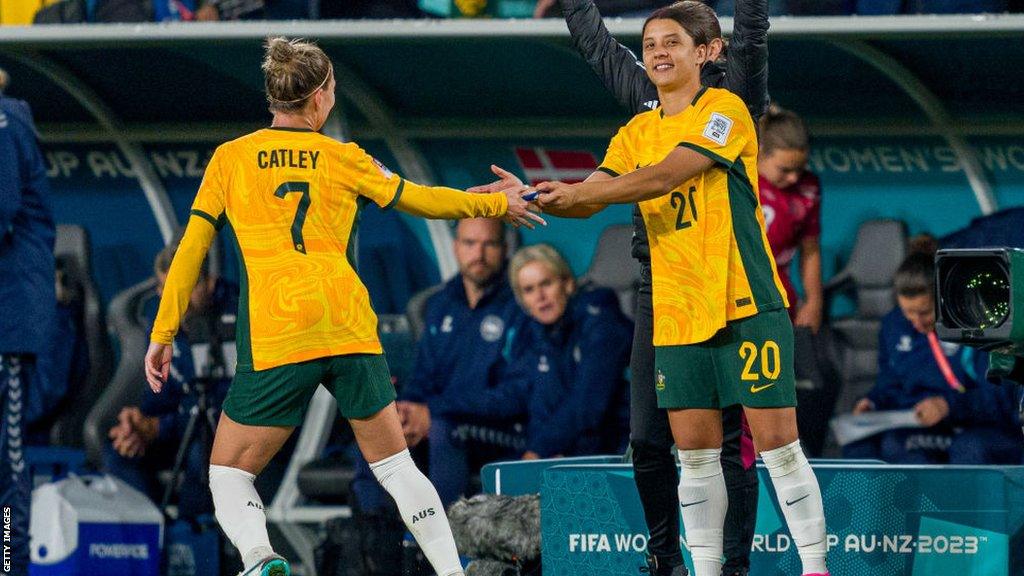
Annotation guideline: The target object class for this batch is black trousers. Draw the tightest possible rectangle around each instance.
[630,273,758,573]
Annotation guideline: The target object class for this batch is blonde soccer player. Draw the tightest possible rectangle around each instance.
[144,37,543,576]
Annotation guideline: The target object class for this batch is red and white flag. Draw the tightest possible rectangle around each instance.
[514,147,598,186]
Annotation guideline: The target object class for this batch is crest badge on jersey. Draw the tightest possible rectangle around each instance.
[480,315,505,343]
[656,369,666,391]
[703,112,733,147]
[897,335,913,352]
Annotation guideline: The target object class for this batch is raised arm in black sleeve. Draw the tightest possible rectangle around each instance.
[724,0,770,121]
[560,0,660,116]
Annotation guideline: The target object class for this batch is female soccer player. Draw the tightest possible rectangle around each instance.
[472,2,768,572]
[144,37,542,576]
[533,5,829,576]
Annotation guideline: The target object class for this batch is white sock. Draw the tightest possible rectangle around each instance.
[761,440,828,575]
[209,465,274,571]
[370,449,464,576]
[677,448,727,576]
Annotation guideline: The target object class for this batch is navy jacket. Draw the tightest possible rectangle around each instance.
[517,287,632,458]
[868,308,1020,431]
[0,96,55,355]
[400,273,529,425]
[140,280,237,443]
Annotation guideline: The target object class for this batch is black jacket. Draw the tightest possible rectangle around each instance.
[560,0,769,262]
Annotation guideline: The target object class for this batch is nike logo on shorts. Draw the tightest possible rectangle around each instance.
[786,494,810,506]
[750,382,775,393]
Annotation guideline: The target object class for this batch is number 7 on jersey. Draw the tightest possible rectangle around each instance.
[275,181,311,254]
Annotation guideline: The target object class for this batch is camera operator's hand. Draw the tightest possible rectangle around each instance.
[853,398,874,415]
[108,407,160,458]
[397,401,431,447]
[914,396,950,427]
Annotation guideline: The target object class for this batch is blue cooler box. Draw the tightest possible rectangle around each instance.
[30,474,163,576]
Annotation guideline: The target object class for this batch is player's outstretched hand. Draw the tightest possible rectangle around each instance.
[467,164,523,194]
[503,185,547,229]
[535,180,580,211]
[144,341,172,393]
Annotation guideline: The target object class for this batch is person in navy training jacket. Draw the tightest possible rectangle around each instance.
[346,219,531,576]
[400,217,531,503]
[0,67,56,576]
[104,242,237,518]
[351,217,530,517]
[508,244,631,459]
[845,238,1024,464]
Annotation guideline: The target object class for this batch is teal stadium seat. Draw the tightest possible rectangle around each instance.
[822,219,908,451]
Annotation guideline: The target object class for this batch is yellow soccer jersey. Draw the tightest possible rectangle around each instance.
[156,128,411,370]
[599,87,788,346]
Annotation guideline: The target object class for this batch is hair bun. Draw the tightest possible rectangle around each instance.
[266,37,296,64]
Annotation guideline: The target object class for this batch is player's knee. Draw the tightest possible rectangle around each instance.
[748,417,798,453]
[672,425,723,451]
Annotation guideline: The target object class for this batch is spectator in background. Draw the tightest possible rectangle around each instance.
[757,105,824,333]
[394,218,529,505]
[0,66,56,576]
[0,68,34,131]
[104,242,237,519]
[152,0,270,20]
[845,237,1024,464]
[508,244,631,459]
[348,218,529,575]
[420,0,537,18]
[319,0,424,18]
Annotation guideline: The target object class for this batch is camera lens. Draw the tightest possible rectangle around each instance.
[943,258,1010,330]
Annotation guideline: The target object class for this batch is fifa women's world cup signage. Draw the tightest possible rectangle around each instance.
[540,463,1023,576]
